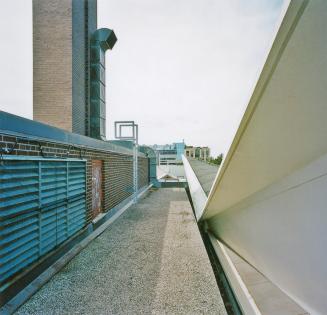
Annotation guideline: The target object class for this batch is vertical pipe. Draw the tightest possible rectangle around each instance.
[89,28,117,140]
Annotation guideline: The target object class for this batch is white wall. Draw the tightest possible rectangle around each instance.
[157,165,185,177]
[203,1,327,313]
[208,153,327,314]
[182,155,207,219]
[204,0,327,219]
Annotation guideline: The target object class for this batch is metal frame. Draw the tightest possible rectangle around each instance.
[0,157,87,289]
[114,121,136,140]
[114,121,139,203]
[0,155,86,162]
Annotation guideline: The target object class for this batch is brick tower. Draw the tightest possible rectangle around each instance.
[33,0,116,139]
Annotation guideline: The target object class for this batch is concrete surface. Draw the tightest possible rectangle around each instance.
[16,188,226,315]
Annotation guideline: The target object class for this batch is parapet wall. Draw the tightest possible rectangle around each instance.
[0,111,149,306]
[0,133,149,224]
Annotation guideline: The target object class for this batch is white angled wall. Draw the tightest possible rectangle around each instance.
[209,153,327,314]
[203,1,327,314]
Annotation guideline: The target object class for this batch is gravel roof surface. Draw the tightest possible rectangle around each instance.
[187,158,219,196]
[16,188,226,315]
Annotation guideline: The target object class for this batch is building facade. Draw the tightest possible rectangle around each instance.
[150,142,185,165]
[184,146,210,162]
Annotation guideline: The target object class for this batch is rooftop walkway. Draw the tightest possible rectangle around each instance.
[15,188,227,315]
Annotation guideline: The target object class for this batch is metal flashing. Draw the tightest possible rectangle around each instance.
[0,111,146,157]
[89,28,117,140]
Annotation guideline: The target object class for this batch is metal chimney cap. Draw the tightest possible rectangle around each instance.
[91,28,117,50]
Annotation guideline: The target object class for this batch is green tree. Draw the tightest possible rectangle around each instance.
[209,153,223,166]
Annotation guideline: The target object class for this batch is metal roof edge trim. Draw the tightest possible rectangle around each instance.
[0,155,87,162]
[0,111,146,157]
[182,155,207,221]
[208,234,262,315]
[203,0,308,219]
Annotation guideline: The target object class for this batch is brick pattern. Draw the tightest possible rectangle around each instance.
[33,0,73,132]
[105,155,133,210]
[138,157,149,189]
[33,0,98,136]
[0,134,149,225]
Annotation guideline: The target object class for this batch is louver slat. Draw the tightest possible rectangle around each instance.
[0,158,86,289]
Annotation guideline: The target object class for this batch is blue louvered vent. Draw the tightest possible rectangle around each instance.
[0,158,86,289]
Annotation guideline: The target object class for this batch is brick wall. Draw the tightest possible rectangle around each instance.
[33,0,73,132]
[138,157,149,190]
[33,0,99,136]
[0,134,149,225]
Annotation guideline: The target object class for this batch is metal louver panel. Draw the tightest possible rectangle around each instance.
[0,157,86,288]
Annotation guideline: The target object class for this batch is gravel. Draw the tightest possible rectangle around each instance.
[16,188,227,315]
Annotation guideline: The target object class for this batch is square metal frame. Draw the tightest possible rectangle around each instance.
[114,121,137,141]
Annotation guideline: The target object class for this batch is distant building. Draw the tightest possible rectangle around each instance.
[150,142,185,165]
[185,146,210,162]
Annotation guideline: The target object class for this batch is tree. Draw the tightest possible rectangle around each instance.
[209,153,223,166]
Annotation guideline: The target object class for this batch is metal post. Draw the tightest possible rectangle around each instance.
[133,124,138,203]
[133,142,138,203]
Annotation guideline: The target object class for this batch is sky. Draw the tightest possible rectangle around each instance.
[0,0,284,156]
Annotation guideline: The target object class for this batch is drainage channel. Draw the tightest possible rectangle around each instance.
[185,187,243,315]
